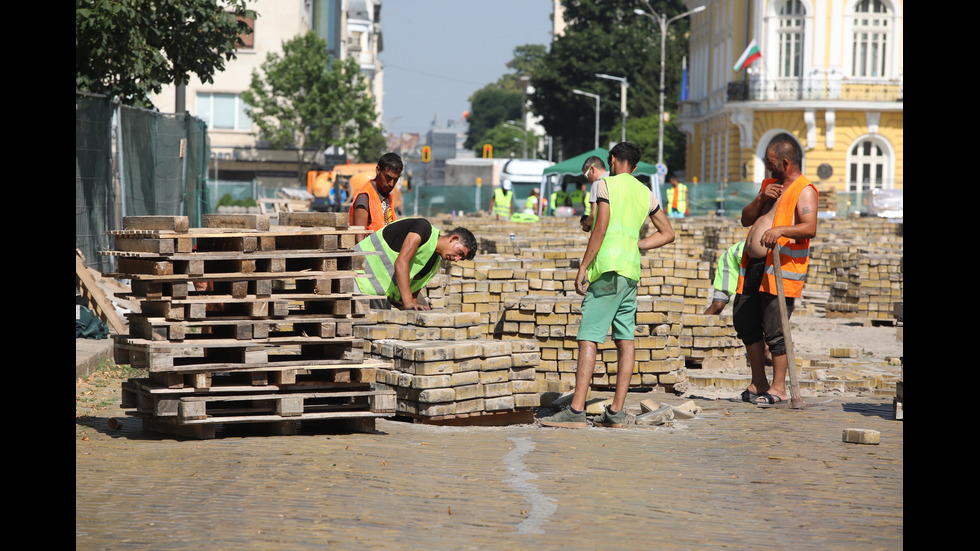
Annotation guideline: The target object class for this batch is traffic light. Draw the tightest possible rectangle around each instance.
[422,145,431,163]
[482,144,493,159]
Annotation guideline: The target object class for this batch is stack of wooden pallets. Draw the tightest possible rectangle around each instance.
[105,213,395,438]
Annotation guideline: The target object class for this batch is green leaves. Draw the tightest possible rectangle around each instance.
[241,32,384,180]
[528,0,691,158]
[76,0,255,107]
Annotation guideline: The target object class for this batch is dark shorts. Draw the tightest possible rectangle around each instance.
[733,257,795,355]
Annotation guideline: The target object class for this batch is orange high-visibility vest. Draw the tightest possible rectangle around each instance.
[737,175,817,298]
[348,181,395,233]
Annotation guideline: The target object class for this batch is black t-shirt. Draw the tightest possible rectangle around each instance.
[380,218,439,278]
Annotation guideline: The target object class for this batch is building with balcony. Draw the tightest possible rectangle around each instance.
[677,0,903,194]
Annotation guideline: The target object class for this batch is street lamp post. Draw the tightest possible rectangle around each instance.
[571,89,600,150]
[502,120,529,158]
[595,73,628,143]
[633,2,706,166]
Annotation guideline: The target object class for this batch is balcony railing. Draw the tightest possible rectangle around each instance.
[728,76,902,103]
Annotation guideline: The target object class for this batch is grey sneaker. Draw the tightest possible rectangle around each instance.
[592,406,627,428]
[539,407,587,428]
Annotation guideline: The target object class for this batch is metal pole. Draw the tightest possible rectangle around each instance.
[572,89,601,150]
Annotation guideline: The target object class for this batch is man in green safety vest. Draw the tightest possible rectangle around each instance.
[489,180,514,220]
[549,183,569,216]
[540,142,675,429]
[354,218,477,310]
[704,241,746,315]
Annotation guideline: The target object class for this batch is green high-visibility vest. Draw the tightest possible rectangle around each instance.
[713,241,745,295]
[587,173,650,283]
[492,188,512,217]
[354,223,442,302]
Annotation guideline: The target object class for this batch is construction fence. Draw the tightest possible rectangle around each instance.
[75,92,211,273]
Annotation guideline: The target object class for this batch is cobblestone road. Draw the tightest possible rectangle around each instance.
[76,392,902,550]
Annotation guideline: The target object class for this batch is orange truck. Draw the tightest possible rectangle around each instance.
[307,163,377,212]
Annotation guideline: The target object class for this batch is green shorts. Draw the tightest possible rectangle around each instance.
[577,272,638,343]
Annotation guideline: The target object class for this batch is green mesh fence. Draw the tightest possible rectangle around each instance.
[75,92,211,273]
[75,94,114,273]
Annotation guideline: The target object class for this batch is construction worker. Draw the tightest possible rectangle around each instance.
[732,138,818,405]
[511,187,541,223]
[549,183,569,216]
[354,218,477,310]
[704,241,746,315]
[490,180,514,220]
[665,175,689,218]
[349,153,402,241]
[540,142,675,428]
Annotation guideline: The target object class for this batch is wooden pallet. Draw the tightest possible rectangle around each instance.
[126,314,358,341]
[122,371,395,439]
[113,334,367,372]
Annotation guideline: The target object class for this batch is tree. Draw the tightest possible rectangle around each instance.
[76,0,255,107]
[465,44,548,151]
[241,32,384,182]
[529,0,690,163]
[473,123,539,159]
[608,116,686,173]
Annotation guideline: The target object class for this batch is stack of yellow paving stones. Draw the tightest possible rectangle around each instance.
[495,295,687,390]
[371,338,542,420]
[826,249,904,320]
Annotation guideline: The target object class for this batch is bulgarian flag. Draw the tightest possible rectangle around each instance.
[733,39,761,72]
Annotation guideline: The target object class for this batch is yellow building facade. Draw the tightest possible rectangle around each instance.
[678,0,903,194]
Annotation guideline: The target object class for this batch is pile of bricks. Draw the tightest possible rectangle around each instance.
[496,295,687,391]
[371,337,542,422]
[352,308,548,423]
[826,250,904,320]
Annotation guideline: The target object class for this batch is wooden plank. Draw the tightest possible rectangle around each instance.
[75,251,127,334]
[202,214,271,231]
[279,211,349,228]
[122,216,189,233]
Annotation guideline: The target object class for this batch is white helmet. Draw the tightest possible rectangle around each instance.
[502,180,512,191]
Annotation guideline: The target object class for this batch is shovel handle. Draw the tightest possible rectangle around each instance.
[770,244,803,409]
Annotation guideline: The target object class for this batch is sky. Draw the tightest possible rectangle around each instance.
[379,0,555,136]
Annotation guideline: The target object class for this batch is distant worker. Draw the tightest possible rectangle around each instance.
[349,152,403,241]
[549,183,569,216]
[354,218,477,311]
[704,241,746,315]
[665,174,689,218]
[512,187,541,223]
[570,181,590,216]
[579,156,608,230]
[490,180,515,220]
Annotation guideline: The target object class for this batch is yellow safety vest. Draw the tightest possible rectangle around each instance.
[587,173,650,282]
[354,223,442,302]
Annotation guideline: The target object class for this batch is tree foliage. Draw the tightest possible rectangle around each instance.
[529,0,691,169]
[464,44,548,151]
[241,32,384,178]
[75,0,255,107]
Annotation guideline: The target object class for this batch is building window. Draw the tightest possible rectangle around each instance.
[197,93,252,131]
[237,15,254,50]
[848,138,889,192]
[850,0,891,78]
[776,0,805,78]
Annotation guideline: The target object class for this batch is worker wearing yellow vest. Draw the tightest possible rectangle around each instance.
[540,142,675,428]
[354,218,477,310]
[489,180,514,220]
[704,241,746,315]
[549,183,569,216]
[665,175,688,217]
[511,187,541,223]
[731,138,818,405]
